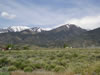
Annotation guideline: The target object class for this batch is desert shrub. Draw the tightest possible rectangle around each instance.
[33,62,45,69]
[1,67,8,72]
[93,62,100,73]
[23,46,29,50]
[72,53,78,57]
[83,62,100,74]
[30,64,36,70]
[34,63,42,69]
[20,63,28,69]
[45,64,56,71]
[63,44,69,48]
[24,66,33,72]
[14,59,28,69]
[49,55,56,60]
[52,59,67,67]
[54,65,65,72]
[73,65,84,73]
[57,52,64,57]
[14,61,22,69]
[64,52,72,59]
[6,44,14,50]
[0,57,9,67]
[58,60,67,66]
[8,66,17,71]
[0,72,10,75]
[9,60,17,65]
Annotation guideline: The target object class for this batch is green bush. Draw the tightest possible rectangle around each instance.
[24,66,33,72]
[72,53,78,57]
[20,63,28,70]
[0,72,10,75]
[58,60,67,66]
[8,66,17,71]
[54,65,65,72]
[63,44,68,48]
[31,64,36,70]
[1,67,8,72]
[6,44,14,50]
[93,62,100,73]
[0,57,9,67]
[33,63,44,69]
[57,53,64,57]
[14,59,27,69]
[14,61,22,69]
[45,64,56,71]
[73,65,84,73]
[23,46,29,50]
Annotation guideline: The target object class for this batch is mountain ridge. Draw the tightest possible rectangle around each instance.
[0,26,44,33]
[0,24,100,48]
[0,24,88,47]
[0,24,86,33]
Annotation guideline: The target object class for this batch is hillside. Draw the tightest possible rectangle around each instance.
[72,27,100,47]
[0,24,87,47]
[1,24,100,48]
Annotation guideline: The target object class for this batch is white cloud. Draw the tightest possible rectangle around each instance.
[1,12,16,19]
[0,0,100,29]
[67,15,100,29]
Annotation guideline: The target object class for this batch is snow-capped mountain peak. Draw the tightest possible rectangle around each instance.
[0,24,80,34]
[8,26,30,32]
[65,24,70,28]
[0,26,45,33]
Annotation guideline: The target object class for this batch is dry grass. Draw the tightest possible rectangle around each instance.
[11,71,75,75]
[11,71,93,75]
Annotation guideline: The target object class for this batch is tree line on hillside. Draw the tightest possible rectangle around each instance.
[0,44,29,51]
[0,43,71,51]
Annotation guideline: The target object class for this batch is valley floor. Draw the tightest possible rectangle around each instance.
[0,48,100,75]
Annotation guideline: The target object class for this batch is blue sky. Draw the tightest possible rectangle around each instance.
[0,0,100,29]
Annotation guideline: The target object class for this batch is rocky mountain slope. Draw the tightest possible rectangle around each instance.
[0,24,88,47]
[0,26,44,33]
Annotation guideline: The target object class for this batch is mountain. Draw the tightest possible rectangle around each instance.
[31,24,87,47]
[0,24,87,47]
[0,26,44,33]
[7,26,30,32]
[0,28,8,33]
[71,27,100,48]
[0,26,30,33]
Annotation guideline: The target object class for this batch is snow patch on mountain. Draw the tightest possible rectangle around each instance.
[0,24,80,33]
[0,26,47,33]
[8,26,30,32]
[65,24,70,28]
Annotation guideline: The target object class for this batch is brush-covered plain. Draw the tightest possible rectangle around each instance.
[0,48,100,75]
